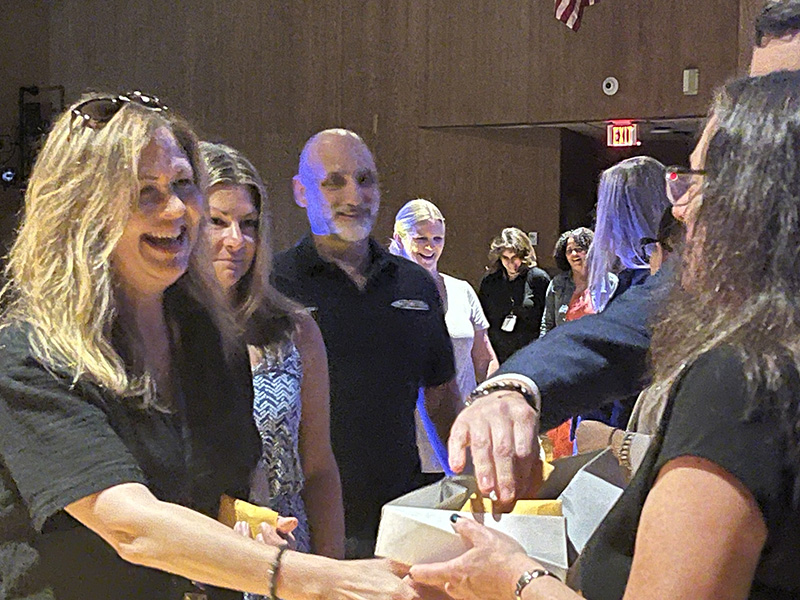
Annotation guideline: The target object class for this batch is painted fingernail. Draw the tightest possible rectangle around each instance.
[450,513,460,523]
[489,490,499,502]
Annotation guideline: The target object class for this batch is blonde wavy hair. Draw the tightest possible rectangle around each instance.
[1,94,234,408]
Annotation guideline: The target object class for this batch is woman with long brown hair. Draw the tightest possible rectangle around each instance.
[200,141,344,559]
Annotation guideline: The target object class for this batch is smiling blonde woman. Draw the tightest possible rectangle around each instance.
[391,199,499,474]
[0,93,421,600]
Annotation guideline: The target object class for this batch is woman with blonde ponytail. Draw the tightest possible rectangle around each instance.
[391,199,499,475]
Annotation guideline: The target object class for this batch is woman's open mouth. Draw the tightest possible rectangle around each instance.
[142,227,188,253]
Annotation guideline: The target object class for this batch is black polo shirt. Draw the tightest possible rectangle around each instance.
[272,235,455,539]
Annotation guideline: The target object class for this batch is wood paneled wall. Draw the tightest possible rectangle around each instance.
[422,0,740,126]
[5,0,750,284]
[43,0,566,282]
[414,128,561,281]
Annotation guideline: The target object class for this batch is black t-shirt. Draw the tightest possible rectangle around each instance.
[478,266,550,363]
[0,288,260,600]
[272,236,455,538]
[580,346,800,599]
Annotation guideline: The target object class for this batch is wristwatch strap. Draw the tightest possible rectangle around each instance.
[515,568,558,598]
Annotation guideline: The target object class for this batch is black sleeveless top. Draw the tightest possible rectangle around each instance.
[580,346,800,599]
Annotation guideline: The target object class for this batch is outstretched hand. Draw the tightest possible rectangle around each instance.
[410,517,538,600]
[233,515,298,549]
[448,390,540,511]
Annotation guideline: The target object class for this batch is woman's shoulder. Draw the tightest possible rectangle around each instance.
[685,345,743,381]
[671,345,744,406]
[292,311,325,359]
[479,269,502,285]
[0,322,45,369]
[441,273,474,293]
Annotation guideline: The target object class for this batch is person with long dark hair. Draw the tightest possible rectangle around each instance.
[412,69,800,600]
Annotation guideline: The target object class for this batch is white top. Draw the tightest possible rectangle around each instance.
[416,273,491,472]
[442,274,490,399]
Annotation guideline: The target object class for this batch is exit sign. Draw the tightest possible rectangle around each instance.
[607,123,640,147]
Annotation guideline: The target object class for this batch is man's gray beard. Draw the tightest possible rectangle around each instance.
[335,219,374,243]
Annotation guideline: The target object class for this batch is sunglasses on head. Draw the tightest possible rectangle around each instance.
[72,91,167,130]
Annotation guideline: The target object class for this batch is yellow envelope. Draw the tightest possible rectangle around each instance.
[461,495,563,516]
[218,494,280,537]
[459,458,560,516]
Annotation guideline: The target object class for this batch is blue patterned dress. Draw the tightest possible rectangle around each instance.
[249,343,311,552]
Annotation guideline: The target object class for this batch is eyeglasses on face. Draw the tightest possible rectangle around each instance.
[72,91,167,130]
[665,166,706,206]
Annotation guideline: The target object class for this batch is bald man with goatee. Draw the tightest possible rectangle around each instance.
[272,129,459,557]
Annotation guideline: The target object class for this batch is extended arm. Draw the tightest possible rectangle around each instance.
[501,269,665,429]
[295,314,345,559]
[447,270,667,506]
[66,483,416,600]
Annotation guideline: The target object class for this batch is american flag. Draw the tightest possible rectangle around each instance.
[555,0,600,31]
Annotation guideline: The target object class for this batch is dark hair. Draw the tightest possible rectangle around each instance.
[487,227,538,272]
[553,227,593,272]
[655,207,684,253]
[755,0,800,45]
[199,142,300,351]
[648,69,800,458]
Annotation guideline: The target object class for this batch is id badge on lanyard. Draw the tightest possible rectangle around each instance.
[501,313,517,332]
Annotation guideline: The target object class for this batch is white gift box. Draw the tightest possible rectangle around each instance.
[375,449,626,581]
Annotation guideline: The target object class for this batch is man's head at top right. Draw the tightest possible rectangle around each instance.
[751,0,800,74]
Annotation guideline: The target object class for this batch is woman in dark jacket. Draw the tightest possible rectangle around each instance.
[478,227,550,363]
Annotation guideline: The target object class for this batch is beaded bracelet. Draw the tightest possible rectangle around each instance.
[466,380,538,411]
[619,432,635,474]
[269,544,289,600]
